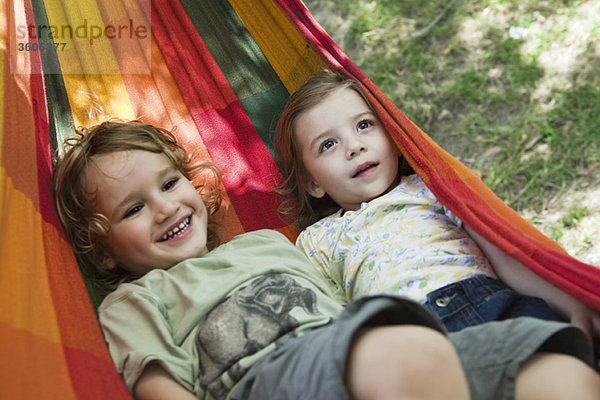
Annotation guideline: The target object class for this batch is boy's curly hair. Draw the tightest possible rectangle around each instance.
[52,120,223,294]
[275,70,411,230]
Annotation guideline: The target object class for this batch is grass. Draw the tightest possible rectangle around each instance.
[304,0,600,263]
[548,204,589,240]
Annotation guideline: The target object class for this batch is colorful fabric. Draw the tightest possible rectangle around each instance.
[297,174,496,303]
[1,0,598,398]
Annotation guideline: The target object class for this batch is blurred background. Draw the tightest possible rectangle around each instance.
[304,0,600,266]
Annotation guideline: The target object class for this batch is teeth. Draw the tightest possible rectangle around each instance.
[161,217,190,241]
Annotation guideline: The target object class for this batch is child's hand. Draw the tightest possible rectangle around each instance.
[569,304,600,341]
[565,300,600,362]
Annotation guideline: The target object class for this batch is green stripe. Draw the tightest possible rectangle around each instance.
[30,0,75,157]
[238,86,287,160]
[179,0,289,158]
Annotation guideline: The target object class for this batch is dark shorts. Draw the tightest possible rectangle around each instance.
[231,295,443,400]
[231,295,593,400]
[449,317,594,400]
[424,275,563,332]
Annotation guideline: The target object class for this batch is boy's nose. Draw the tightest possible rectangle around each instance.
[154,196,179,223]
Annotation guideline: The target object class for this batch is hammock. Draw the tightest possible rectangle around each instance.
[2,0,599,398]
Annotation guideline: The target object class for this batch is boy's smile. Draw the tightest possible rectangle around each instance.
[295,87,399,211]
[85,150,209,275]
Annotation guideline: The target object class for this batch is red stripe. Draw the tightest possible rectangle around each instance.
[193,105,285,229]
[63,345,131,400]
[149,0,285,231]
[27,20,55,229]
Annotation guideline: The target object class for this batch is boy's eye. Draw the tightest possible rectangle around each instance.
[319,139,337,153]
[357,119,373,132]
[123,205,143,219]
[163,178,179,191]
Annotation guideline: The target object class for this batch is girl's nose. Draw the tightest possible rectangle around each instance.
[346,137,367,159]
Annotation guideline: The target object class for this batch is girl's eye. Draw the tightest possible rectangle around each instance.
[319,139,337,153]
[123,205,143,219]
[163,178,179,191]
[357,119,373,132]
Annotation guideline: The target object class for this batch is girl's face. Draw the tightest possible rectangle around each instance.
[85,150,209,275]
[295,87,399,211]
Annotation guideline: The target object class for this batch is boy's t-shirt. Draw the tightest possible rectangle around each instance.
[98,229,346,400]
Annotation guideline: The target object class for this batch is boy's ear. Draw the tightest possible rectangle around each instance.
[306,180,326,198]
[103,254,117,270]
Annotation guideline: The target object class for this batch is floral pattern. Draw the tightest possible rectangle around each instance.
[297,174,496,303]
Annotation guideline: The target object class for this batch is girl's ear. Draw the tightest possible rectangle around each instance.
[306,180,326,198]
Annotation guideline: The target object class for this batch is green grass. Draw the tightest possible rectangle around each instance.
[548,204,590,241]
[305,0,600,213]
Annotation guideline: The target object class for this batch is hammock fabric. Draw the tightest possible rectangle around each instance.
[2,0,599,398]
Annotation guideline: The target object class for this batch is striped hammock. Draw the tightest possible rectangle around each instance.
[2,0,599,398]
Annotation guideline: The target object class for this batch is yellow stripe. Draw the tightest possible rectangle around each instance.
[43,0,135,126]
[228,0,326,92]
[63,73,135,127]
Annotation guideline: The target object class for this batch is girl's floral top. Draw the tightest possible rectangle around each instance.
[297,174,496,303]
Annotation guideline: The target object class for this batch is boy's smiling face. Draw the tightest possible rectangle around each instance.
[295,87,399,211]
[85,150,209,275]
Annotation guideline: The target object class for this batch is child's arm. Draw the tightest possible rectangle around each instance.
[134,362,198,400]
[464,225,600,344]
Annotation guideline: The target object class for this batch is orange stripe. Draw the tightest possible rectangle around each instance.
[0,173,62,341]
[0,322,77,399]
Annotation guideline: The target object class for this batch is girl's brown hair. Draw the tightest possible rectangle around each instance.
[52,120,223,294]
[275,70,411,230]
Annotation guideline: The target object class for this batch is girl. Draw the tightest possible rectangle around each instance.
[52,119,599,400]
[274,70,600,342]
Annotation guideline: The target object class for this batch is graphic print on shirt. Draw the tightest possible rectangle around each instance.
[196,274,320,399]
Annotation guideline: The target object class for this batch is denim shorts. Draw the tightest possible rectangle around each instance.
[231,295,593,400]
[424,275,563,332]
